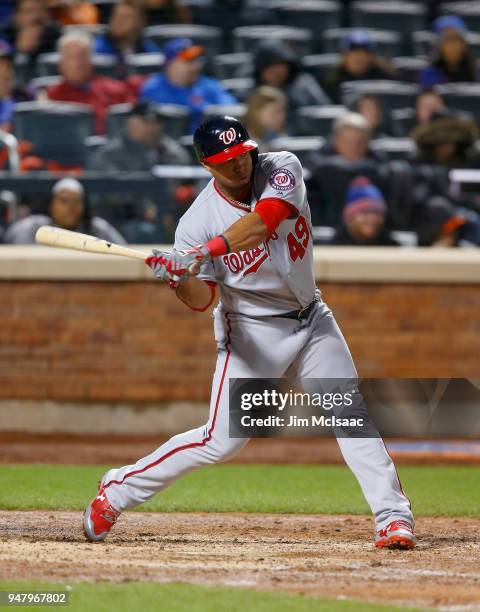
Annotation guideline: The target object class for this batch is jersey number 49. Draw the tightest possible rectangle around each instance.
[287,215,310,262]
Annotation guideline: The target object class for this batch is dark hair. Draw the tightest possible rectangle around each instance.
[433,38,477,82]
[114,0,147,20]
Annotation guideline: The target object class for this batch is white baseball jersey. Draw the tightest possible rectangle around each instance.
[174,151,317,316]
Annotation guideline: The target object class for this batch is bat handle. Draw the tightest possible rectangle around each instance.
[189,262,201,275]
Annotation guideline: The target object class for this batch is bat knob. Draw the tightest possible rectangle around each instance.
[189,262,200,276]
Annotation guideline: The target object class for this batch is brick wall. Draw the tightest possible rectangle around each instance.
[0,281,478,402]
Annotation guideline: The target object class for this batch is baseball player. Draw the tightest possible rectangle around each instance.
[83,116,416,549]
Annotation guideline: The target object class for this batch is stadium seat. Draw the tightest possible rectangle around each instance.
[322,28,402,57]
[219,78,254,101]
[351,2,426,54]
[340,80,419,114]
[269,136,325,166]
[434,83,480,125]
[13,55,35,86]
[61,24,107,36]
[439,2,480,33]
[125,53,164,76]
[295,105,348,137]
[233,25,313,55]
[413,30,480,60]
[143,25,223,58]
[12,101,94,166]
[392,57,428,83]
[271,0,341,52]
[106,103,190,139]
[211,53,253,80]
[301,53,340,91]
[30,76,62,95]
[369,137,417,161]
[390,107,416,137]
[36,53,118,78]
[201,104,247,122]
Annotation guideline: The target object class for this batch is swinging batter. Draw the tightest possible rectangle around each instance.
[83,115,416,549]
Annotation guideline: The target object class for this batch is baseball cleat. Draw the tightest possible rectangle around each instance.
[83,487,121,542]
[375,520,416,550]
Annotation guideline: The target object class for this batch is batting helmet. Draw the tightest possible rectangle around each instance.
[193,115,258,165]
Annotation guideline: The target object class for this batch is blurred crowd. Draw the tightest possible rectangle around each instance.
[1,0,480,247]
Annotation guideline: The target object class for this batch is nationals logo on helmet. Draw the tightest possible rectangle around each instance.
[269,168,296,191]
[219,128,237,145]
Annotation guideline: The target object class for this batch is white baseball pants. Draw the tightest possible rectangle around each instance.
[102,300,413,530]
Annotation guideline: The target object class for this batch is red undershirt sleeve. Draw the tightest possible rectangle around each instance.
[254,197,298,236]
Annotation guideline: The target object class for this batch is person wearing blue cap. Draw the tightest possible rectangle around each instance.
[140,37,237,133]
[331,176,399,246]
[420,15,478,89]
[0,39,33,130]
[328,30,396,101]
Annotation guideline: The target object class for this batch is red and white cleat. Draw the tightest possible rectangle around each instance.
[83,487,120,542]
[375,520,416,550]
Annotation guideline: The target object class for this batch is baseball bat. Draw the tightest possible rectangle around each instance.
[34,226,200,274]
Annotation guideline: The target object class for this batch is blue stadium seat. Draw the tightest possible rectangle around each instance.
[440,2,480,33]
[390,107,416,137]
[201,104,247,122]
[271,0,341,51]
[369,137,417,161]
[295,105,348,137]
[233,25,313,55]
[269,136,325,166]
[36,53,118,79]
[392,57,428,83]
[322,28,402,57]
[301,53,340,90]
[12,102,94,166]
[125,53,164,76]
[341,80,419,114]
[435,83,480,125]
[218,78,254,101]
[106,103,190,139]
[211,53,253,80]
[412,30,480,59]
[143,25,223,58]
[351,2,426,54]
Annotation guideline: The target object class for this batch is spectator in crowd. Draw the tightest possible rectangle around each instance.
[144,0,192,24]
[416,196,480,247]
[243,86,288,152]
[411,110,478,168]
[4,177,126,244]
[328,31,396,101]
[420,16,478,89]
[94,1,160,60]
[253,41,330,110]
[88,102,193,243]
[0,41,33,130]
[140,38,236,132]
[46,29,135,134]
[48,0,100,26]
[351,93,386,138]
[331,177,398,246]
[0,0,60,63]
[322,112,383,163]
[89,101,190,171]
[413,90,446,128]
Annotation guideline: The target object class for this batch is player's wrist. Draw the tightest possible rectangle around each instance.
[203,234,230,258]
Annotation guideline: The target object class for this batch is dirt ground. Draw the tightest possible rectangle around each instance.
[1,511,479,610]
[2,432,480,465]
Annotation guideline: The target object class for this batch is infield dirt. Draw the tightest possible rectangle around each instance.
[1,510,479,610]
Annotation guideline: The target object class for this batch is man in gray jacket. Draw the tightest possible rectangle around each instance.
[4,178,126,244]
